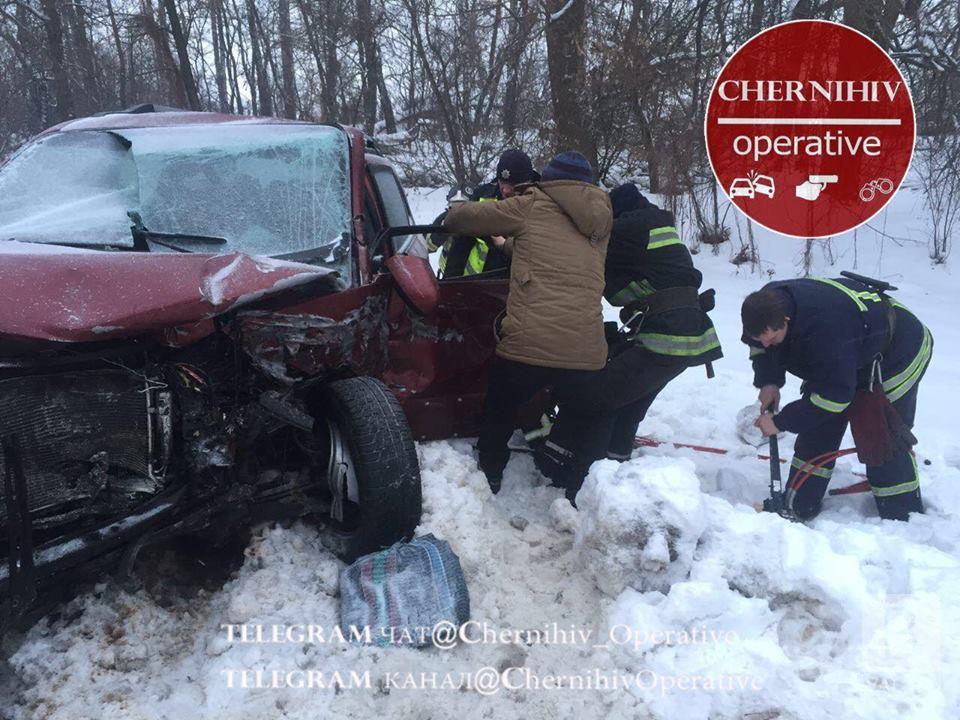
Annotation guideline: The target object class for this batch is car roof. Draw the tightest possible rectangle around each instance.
[37,110,347,138]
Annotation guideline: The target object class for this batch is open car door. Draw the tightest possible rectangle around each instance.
[384,270,509,441]
[361,160,510,441]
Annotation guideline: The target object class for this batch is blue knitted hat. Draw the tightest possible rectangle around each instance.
[541,151,594,183]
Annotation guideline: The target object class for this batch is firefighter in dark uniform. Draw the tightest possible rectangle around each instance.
[742,277,933,521]
[426,149,538,277]
[538,183,723,499]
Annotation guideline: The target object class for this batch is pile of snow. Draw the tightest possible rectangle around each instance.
[8,444,958,719]
[574,456,706,595]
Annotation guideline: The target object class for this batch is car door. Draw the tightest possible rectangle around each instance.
[365,157,509,441]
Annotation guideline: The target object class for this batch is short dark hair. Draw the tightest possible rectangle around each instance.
[741,289,788,338]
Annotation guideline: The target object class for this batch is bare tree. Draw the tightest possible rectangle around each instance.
[0,0,955,276]
[39,0,72,121]
[162,0,202,109]
[278,0,298,118]
[246,0,272,115]
[544,0,596,165]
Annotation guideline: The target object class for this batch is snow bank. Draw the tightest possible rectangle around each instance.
[574,456,706,595]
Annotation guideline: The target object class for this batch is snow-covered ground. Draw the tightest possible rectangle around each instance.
[3,179,959,720]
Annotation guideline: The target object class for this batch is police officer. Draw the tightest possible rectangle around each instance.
[537,184,722,499]
[427,149,538,277]
[741,276,933,521]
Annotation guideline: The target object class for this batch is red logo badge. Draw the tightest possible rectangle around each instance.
[705,20,915,239]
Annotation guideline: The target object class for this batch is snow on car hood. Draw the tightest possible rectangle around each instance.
[0,250,338,342]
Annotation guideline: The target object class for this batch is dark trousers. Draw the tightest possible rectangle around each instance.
[549,344,687,465]
[788,378,924,521]
[477,356,601,480]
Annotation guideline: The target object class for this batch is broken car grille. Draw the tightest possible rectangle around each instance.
[0,369,169,528]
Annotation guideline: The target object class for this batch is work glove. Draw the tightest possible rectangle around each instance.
[847,388,917,466]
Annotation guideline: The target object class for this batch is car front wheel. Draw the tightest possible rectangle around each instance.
[312,376,422,561]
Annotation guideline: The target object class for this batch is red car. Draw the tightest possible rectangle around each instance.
[0,107,508,630]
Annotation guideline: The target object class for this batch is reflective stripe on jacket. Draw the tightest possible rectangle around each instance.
[605,203,722,367]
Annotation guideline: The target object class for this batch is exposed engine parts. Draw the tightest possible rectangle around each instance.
[0,368,172,531]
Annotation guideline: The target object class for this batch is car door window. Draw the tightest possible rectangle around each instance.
[369,164,427,259]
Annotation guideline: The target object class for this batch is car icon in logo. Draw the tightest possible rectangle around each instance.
[752,174,776,198]
[729,178,755,198]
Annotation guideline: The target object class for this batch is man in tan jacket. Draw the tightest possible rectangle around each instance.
[443,151,613,494]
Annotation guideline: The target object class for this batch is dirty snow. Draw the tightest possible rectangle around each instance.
[575,457,706,596]
[3,178,960,720]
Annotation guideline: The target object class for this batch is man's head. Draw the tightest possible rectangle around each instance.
[541,151,594,184]
[742,289,790,347]
[609,182,646,218]
[496,149,535,197]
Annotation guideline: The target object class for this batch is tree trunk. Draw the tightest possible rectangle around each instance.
[501,0,522,141]
[544,0,596,168]
[356,0,378,133]
[106,0,128,107]
[246,0,272,115]
[843,0,902,50]
[40,0,73,122]
[278,0,298,118]
[637,109,659,193]
[210,0,231,112]
[141,0,188,108]
[162,0,201,109]
[224,0,247,113]
[252,3,282,107]
[65,0,99,114]
[750,0,764,34]
[376,45,396,133]
[10,2,42,131]
[297,0,327,116]
[322,2,342,120]
[296,0,341,121]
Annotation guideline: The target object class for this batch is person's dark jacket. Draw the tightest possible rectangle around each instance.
[743,277,932,435]
[605,198,722,367]
[428,181,510,276]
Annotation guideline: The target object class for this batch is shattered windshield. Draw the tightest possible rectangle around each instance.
[0,123,352,270]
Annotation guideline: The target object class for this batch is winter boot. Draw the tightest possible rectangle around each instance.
[788,476,830,521]
[874,488,924,521]
[534,440,587,507]
[475,449,505,494]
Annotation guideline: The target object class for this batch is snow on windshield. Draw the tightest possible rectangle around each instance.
[0,124,352,270]
[0,131,137,247]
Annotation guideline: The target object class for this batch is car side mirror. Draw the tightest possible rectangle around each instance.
[385,254,439,317]
[370,224,444,259]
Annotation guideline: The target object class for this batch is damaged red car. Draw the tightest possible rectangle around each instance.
[0,107,509,630]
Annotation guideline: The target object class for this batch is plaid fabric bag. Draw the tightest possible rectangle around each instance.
[339,534,470,647]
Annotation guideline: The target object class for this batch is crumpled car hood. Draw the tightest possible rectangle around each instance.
[0,249,338,342]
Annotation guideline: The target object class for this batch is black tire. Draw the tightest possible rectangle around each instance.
[313,377,422,562]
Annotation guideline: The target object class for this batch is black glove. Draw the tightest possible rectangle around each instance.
[619,302,644,329]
